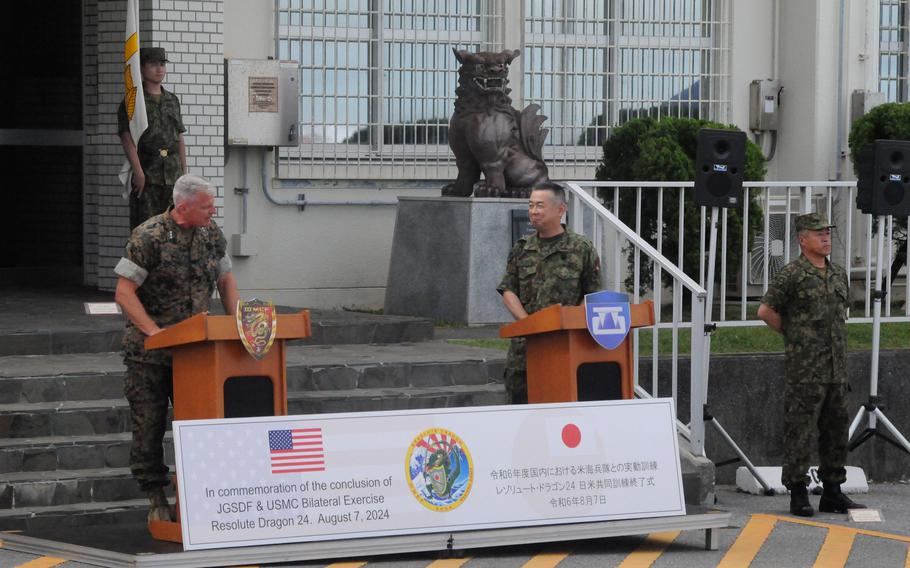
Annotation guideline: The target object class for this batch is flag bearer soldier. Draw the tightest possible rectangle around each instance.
[758,212,866,517]
[114,174,238,522]
[497,181,603,404]
[118,47,187,229]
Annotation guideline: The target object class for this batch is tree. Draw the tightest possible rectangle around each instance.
[595,117,766,294]
[847,102,910,286]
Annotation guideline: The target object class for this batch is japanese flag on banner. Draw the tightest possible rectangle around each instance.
[545,415,599,456]
[123,0,147,145]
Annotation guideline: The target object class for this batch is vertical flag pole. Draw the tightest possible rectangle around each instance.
[119,0,148,195]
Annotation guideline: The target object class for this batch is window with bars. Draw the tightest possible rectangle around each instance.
[276,0,729,179]
[276,0,502,178]
[525,0,728,160]
[880,0,908,102]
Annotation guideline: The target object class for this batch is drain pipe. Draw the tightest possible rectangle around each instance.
[258,149,397,209]
[834,0,847,180]
[260,147,306,209]
[233,147,248,234]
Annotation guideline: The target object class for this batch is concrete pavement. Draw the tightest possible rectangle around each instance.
[2,483,909,567]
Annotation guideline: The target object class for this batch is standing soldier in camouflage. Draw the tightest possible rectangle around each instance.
[758,212,865,517]
[497,181,603,404]
[118,47,187,229]
[114,174,239,523]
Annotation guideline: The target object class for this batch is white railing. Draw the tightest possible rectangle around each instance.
[568,180,910,323]
[563,183,710,455]
[563,180,910,456]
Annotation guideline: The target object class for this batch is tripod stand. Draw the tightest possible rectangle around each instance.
[702,206,775,494]
[847,214,910,455]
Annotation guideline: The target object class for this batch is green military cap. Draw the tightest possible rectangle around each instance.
[140,47,168,65]
[794,212,835,231]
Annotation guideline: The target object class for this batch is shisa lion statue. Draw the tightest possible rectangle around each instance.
[441,49,550,198]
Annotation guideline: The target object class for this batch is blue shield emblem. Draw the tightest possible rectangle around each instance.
[584,290,631,350]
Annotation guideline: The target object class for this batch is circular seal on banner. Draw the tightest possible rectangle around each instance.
[405,428,473,512]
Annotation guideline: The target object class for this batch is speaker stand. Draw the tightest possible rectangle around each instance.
[702,206,775,494]
[848,215,910,455]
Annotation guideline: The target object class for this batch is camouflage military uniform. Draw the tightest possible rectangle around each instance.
[118,87,186,228]
[497,230,602,403]
[761,254,850,488]
[114,208,231,490]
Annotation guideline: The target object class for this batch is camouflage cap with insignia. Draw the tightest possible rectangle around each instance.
[795,212,835,232]
[140,47,168,65]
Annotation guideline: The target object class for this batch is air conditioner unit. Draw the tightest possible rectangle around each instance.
[748,212,799,285]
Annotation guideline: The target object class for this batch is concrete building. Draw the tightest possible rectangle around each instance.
[1,0,904,308]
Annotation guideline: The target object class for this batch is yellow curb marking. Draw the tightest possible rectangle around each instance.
[754,513,910,543]
[617,531,681,568]
[427,558,472,567]
[716,515,777,568]
[521,551,570,568]
[812,526,856,568]
[16,558,67,568]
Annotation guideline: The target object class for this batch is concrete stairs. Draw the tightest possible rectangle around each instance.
[0,312,507,531]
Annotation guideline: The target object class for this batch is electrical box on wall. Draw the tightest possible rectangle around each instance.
[226,59,299,146]
[749,79,780,131]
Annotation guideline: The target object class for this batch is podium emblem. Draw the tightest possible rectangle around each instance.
[584,290,631,350]
[406,428,473,512]
[236,298,277,360]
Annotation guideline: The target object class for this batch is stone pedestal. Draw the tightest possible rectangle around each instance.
[384,197,528,325]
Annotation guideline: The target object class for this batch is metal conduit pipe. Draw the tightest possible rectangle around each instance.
[259,148,398,208]
[260,147,305,208]
[302,201,398,206]
[835,0,847,180]
[237,146,248,233]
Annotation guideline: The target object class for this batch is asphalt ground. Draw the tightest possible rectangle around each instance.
[1,483,909,567]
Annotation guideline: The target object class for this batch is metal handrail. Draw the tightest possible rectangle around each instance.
[564,181,709,455]
[565,185,707,297]
[562,179,910,458]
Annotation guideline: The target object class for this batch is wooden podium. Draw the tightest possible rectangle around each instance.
[500,302,654,403]
[143,310,311,542]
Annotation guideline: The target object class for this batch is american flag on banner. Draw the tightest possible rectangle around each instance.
[268,428,325,474]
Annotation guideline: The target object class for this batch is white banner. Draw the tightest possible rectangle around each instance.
[173,399,685,551]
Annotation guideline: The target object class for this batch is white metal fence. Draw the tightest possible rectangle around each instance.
[563,180,910,455]
[563,183,710,455]
[568,181,910,322]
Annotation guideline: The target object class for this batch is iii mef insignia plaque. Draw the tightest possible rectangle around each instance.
[236,298,277,360]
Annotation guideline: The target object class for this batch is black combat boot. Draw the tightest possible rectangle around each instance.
[788,483,814,517]
[819,484,867,513]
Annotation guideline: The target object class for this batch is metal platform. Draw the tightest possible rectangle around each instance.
[0,507,730,567]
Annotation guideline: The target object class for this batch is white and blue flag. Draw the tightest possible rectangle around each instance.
[583,290,631,350]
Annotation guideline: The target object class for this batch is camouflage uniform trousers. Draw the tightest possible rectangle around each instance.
[124,360,173,490]
[782,381,848,487]
[504,338,527,404]
[129,183,175,230]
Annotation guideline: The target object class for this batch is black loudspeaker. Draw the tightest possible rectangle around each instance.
[694,128,746,208]
[855,139,910,216]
